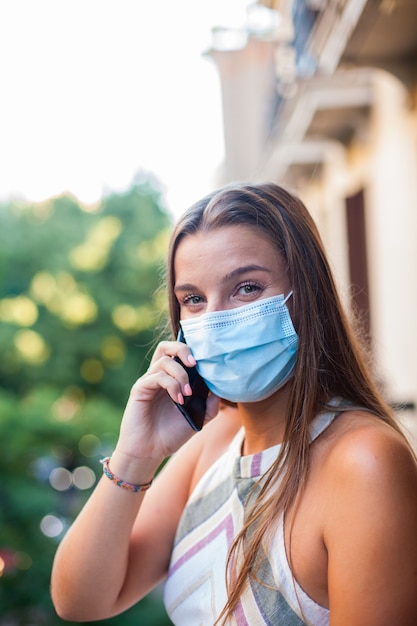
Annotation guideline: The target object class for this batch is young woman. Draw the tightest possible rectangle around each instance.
[51,183,417,625]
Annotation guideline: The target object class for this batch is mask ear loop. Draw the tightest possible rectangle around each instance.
[283,290,293,304]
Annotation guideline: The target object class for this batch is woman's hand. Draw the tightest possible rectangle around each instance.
[114,339,220,466]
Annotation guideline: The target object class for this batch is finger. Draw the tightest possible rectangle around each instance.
[142,353,199,405]
[147,355,192,394]
[133,369,185,405]
[152,340,196,367]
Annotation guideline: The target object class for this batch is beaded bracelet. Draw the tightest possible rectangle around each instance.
[100,457,153,493]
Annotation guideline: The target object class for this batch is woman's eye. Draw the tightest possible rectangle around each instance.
[237,282,261,296]
[183,294,203,306]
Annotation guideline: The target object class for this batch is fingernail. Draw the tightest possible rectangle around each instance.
[177,392,184,405]
[187,354,196,366]
[184,384,192,396]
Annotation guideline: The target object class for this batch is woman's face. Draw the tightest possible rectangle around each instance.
[174,225,291,320]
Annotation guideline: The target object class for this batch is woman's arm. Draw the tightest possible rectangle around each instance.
[51,339,220,621]
[324,423,417,625]
[51,433,205,621]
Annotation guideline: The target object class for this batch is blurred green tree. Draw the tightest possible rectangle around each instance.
[0,176,174,625]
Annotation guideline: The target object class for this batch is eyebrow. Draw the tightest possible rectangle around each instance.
[221,264,272,283]
[174,265,272,293]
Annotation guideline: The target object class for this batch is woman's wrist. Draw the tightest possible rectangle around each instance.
[108,449,161,487]
[100,457,154,493]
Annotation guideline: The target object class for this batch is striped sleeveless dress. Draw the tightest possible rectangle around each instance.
[164,405,339,625]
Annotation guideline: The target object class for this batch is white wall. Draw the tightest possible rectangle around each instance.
[366,71,417,405]
[296,71,417,413]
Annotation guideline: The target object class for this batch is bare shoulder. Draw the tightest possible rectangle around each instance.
[323,410,417,488]
[319,410,417,524]
[318,410,417,624]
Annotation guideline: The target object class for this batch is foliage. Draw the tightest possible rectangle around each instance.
[0,178,171,405]
[0,177,173,624]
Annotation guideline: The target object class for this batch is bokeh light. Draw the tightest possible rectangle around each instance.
[72,466,96,490]
[40,515,64,538]
[112,303,154,334]
[101,335,126,368]
[49,467,72,491]
[78,433,101,457]
[69,215,122,271]
[14,329,50,364]
[51,395,80,422]
[80,358,104,383]
[0,295,38,326]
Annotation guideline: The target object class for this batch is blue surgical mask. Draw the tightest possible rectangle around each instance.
[180,292,298,403]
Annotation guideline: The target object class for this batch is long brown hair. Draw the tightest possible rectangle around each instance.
[166,182,401,623]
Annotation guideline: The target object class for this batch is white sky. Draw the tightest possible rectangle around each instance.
[0,0,252,218]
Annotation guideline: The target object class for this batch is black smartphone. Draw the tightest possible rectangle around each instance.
[173,328,209,431]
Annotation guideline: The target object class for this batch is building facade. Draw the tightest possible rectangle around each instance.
[210,0,417,440]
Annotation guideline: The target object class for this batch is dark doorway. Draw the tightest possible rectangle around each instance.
[345,189,371,341]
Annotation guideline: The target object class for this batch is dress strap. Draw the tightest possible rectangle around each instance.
[309,397,346,443]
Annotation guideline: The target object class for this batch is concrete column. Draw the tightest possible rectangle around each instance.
[210,38,276,182]
[367,71,417,406]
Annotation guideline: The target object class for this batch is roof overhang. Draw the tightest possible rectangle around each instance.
[258,68,373,182]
